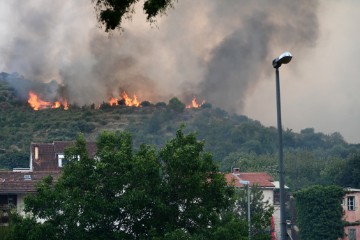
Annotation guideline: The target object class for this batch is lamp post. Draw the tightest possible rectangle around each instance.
[240,180,251,240]
[272,52,292,240]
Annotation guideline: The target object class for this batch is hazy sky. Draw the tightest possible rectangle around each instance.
[244,1,360,144]
[0,0,359,143]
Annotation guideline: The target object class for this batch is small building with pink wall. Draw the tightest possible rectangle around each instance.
[341,188,360,240]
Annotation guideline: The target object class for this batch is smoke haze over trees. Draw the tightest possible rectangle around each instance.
[1,1,360,142]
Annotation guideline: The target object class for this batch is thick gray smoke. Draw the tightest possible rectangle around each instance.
[199,0,319,112]
[0,0,319,108]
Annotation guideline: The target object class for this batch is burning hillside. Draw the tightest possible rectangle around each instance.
[26,89,204,111]
[186,98,205,109]
[1,72,205,111]
[28,91,69,110]
[27,90,143,110]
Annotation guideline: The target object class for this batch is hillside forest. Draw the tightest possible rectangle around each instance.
[1,72,360,191]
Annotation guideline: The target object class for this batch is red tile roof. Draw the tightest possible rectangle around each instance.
[0,171,61,193]
[225,172,275,188]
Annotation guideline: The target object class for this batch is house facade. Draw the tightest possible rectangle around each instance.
[0,141,96,225]
[225,168,291,240]
[341,188,360,240]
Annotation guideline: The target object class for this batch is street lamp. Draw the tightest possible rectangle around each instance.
[240,180,251,240]
[272,51,292,240]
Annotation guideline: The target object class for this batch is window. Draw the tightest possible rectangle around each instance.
[348,228,356,240]
[348,196,356,211]
[58,154,67,167]
[58,154,79,167]
[274,189,280,205]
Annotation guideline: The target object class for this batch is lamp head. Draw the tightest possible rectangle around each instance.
[272,52,292,69]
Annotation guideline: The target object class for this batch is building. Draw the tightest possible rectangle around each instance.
[0,141,96,225]
[225,168,291,240]
[342,188,360,240]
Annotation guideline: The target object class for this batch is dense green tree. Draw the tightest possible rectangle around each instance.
[93,0,177,31]
[235,185,274,240]
[167,97,185,113]
[283,150,324,190]
[335,154,360,188]
[320,156,346,185]
[9,130,266,239]
[294,185,344,240]
[0,151,29,169]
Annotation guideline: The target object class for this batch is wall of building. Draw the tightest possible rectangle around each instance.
[343,192,360,222]
[262,189,274,205]
[342,191,360,240]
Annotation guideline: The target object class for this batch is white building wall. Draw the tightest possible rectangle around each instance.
[16,193,27,216]
[262,189,274,205]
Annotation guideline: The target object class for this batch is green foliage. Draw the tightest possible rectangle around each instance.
[335,154,360,188]
[140,100,152,107]
[155,101,167,107]
[168,97,185,113]
[10,129,271,239]
[0,226,12,240]
[283,150,324,190]
[7,212,57,240]
[0,151,28,169]
[294,185,344,240]
[235,185,273,240]
[94,0,175,31]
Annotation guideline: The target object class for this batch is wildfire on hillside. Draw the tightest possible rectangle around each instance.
[28,90,142,110]
[108,96,119,106]
[28,91,69,110]
[103,92,140,108]
[186,98,205,108]
[120,92,140,107]
[28,90,205,111]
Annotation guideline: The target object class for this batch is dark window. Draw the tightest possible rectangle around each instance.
[348,196,356,211]
[348,228,356,240]
[0,194,17,224]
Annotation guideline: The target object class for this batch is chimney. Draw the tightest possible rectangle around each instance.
[34,146,39,160]
[232,168,240,174]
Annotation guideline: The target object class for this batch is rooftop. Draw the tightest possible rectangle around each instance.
[225,171,275,188]
[0,171,61,193]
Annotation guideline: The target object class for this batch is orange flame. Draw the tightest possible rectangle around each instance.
[28,91,69,110]
[186,98,205,108]
[52,101,61,109]
[121,91,140,107]
[108,97,119,106]
[28,91,52,110]
[62,99,69,110]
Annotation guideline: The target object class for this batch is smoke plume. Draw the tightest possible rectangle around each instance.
[0,0,319,109]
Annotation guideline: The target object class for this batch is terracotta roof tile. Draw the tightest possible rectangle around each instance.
[225,172,275,188]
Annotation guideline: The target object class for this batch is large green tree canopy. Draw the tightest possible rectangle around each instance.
[94,0,176,31]
[6,129,274,239]
[294,185,344,240]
